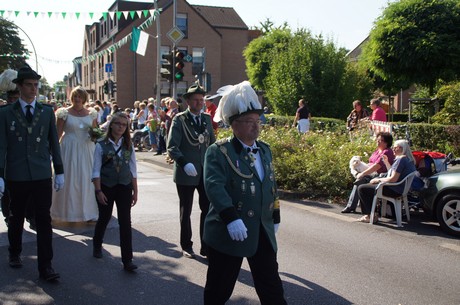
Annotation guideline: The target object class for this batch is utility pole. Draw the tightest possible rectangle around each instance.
[155,0,161,107]
[172,0,177,100]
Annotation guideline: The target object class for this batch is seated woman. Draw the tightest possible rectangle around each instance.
[342,132,395,213]
[357,139,416,223]
[346,100,369,131]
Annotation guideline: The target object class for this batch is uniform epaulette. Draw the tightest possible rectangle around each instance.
[175,111,187,117]
[0,104,9,109]
[202,112,211,117]
[216,138,230,146]
[40,103,53,107]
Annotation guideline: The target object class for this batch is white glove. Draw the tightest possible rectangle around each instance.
[0,177,4,199]
[54,174,65,192]
[227,219,248,241]
[183,163,198,177]
[274,223,280,234]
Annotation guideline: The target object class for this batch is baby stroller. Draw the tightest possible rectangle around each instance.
[408,151,448,210]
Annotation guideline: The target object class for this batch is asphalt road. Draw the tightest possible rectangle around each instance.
[0,152,459,305]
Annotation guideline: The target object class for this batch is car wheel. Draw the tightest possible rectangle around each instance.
[436,194,460,237]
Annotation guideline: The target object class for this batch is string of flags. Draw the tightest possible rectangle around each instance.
[73,10,159,64]
[0,9,159,22]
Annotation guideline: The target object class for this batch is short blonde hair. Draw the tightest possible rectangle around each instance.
[70,86,88,104]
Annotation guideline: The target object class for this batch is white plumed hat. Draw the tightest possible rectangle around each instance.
[0,69,18,92]
[213,81,263,125]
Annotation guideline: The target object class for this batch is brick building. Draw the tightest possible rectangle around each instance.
[75,0,252,109]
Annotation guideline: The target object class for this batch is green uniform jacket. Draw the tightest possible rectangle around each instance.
[167,109,216,186]
[203,136,281,257]
[0,101,63,181]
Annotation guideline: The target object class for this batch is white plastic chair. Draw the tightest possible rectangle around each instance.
[369,171,416,227]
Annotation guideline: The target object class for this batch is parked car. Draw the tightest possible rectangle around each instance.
[420,168,460,237]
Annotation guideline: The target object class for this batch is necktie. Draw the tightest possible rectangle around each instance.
[246,147,259,154]
[25,105,33,123]
[195,116,200,126]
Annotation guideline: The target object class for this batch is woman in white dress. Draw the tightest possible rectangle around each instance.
[51,86,99,222]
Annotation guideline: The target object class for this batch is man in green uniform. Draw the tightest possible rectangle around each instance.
[203,81,287,304]
[167,84,216,258]
[0,65,64,281]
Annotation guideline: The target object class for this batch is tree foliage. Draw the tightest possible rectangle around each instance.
[0,18,28,72]
[360,0,460,95]
[244,24,373,118]
[243,24,292,91]
[431,81,460,125]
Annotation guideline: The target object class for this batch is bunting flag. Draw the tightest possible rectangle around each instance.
[0,9,159,21]
[130,27,149,56]
[72,10,159,64]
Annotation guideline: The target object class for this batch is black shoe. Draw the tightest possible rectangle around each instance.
[199,248,207,257]
[39,267,60,282]
[93,246,103,259]
[9,255,23,268]
[341,207,355,214]
[154,151,162,155]
[182,249,196,259]
[123,261,138,271]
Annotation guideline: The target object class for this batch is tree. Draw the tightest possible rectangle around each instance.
[361,0,460,95]
[0,18,29,72]
[264,30,364,118]
[243,23,292,91]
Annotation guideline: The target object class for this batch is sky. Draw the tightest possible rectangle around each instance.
[1,0,395,85]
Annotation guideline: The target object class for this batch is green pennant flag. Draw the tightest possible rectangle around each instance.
[75,12,80,19]
[129,11,135,19]
[89,12,94,19]
[48,12,52,18]
[116,11,122,20]
[34,12,39,18]
[142,10,148,18]
[0,11,4,17]
[61,12,66,19]
[102,12,108,20]
[15,11,20,17]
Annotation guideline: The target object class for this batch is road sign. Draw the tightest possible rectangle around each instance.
[167,27,185,44]
[105,63,113,73]
[184,54,193,62]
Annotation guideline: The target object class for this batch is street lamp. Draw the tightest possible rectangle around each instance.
[3,19,39,73]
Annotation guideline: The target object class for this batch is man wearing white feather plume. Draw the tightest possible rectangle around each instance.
[203,81,287,305]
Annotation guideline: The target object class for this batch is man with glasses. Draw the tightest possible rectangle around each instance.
[202,81,287,305]
[0,65,64,281]
[167,84,216,259]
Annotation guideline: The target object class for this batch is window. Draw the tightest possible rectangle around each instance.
[192,48,205,75]
[176,13,188,38]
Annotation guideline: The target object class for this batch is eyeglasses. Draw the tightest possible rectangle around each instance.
[392,146,401,150]
[235,119,262,125]
[112,122,128,127]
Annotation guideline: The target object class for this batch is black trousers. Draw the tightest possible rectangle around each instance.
[7,179,54,272]
[204,230,287,305]
[176,179,209,251]
[358,183,401,215]
[93,184,133,263]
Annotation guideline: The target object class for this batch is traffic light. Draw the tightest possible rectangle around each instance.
[174,51,185,82]
[109,80,117,93]
[103,81,109,94]
[161,51,173,82]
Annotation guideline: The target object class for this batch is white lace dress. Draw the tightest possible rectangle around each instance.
[51,108,99,222]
